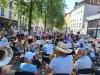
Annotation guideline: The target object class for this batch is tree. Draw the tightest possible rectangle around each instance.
[0,0,67,32]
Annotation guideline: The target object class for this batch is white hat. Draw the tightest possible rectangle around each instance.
[28,36,33,39]
[24,51,36,60]
[55,43,72,53]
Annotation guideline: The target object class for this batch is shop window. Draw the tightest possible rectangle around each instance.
[88,20,96,28]
[1,9,4,16]
[98,19,100,27]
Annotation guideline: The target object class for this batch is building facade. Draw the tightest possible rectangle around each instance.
[65,13,71,33]
[86,13,100,38]
[0,1,18,30]
[70,4,100,34]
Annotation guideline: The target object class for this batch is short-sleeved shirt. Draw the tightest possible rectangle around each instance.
[20,63,37,74]
[74,56,92,75]
[0,37,9,46]
[49,55,73,74]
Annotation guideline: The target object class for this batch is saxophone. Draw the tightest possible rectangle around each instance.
[49,48,59,60]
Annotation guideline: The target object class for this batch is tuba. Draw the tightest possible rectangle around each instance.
[0,46,13,67]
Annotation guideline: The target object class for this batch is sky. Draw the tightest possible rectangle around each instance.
[65,0,83,13]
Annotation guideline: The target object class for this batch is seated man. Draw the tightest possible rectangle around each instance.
[46,43,73,75]
[72,48,92,74]
[15,36,24,53]
[0,34,9,46]
[20,51,38,75]
[0,66,7,75]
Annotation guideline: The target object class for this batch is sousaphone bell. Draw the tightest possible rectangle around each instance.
[0,46,13,67]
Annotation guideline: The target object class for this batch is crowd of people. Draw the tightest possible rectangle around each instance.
[0,27,100,75]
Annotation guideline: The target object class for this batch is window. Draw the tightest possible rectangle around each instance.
[71,24,73,28]
[9,2,12,7]
[79,23,81,28]
[1,9,4,16]
[77,23,78,28]
[9,11,12,18]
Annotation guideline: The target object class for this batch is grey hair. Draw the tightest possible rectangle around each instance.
[77,48,88,55]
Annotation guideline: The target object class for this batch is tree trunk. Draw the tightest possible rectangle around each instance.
[44,10,47,32]
[28,0,33,34]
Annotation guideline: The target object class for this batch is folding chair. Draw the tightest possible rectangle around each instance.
[15,71,35,75]
[11,42,24,64]
[76,68,94,75]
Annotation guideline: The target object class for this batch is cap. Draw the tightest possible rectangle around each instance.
[28,36,33,39]
[24,51,36,60]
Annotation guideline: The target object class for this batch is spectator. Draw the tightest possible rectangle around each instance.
[7,27,14,37]
[20,51,38,75]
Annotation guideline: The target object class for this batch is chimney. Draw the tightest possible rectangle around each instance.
[75,2,78,7]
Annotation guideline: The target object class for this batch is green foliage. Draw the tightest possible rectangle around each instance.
[0,0,67,30]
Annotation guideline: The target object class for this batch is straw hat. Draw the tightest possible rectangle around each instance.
[56,43,72,53]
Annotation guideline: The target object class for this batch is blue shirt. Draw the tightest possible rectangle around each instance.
[20,63,37,74]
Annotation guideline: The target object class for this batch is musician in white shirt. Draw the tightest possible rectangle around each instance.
[72,48,92,75]
[46,44,73,75]
[0,34,9,46]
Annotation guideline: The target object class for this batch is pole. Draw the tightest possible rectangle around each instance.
[95,19,98,38]
[28,0,33,34]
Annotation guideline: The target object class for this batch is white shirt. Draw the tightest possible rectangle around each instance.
[84,43,90,50]
[90,48,95,57]
[49,55,73,74]
[57,41,63,47]
[13,30,18,37]
[43,44,54,54]
[74,56,92,75]
[40,40,46,45]
[67,42,72,48]
[36,30,41,36]
[24,31,29,36]
[0,37,9,46]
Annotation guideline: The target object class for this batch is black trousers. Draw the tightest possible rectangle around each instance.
[42,54,50,64]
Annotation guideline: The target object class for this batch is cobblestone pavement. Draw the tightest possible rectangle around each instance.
[7,56,47,75]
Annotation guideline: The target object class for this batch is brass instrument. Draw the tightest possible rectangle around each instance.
[0,46,13,67]
[49,47,59,60]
